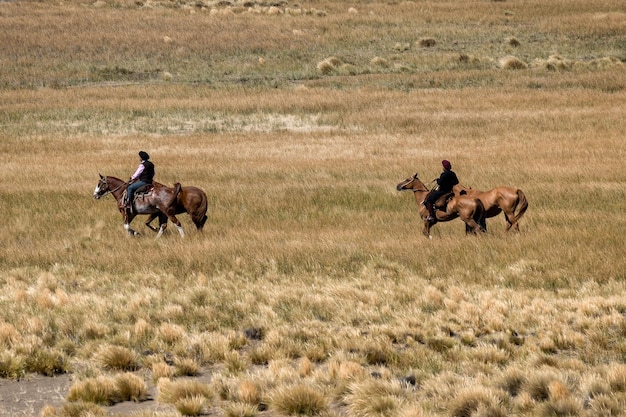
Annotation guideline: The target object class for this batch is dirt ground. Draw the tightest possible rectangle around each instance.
[0,374,175,416]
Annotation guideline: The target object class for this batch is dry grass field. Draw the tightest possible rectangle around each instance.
[1,0,626,416]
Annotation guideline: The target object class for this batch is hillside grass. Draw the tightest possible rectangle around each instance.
[1,0,626,416]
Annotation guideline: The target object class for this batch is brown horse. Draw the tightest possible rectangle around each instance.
[453,184,528,232]
[93,175,184,238]
[144,182,209,233]
[397,173,486,238]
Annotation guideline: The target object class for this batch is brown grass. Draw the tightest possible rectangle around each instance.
[1,0,626,416]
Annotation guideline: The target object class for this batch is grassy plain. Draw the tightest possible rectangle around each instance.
[1,0,626,416]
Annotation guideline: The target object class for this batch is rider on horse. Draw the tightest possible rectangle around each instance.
[425,159,459,222]
[126,151,155,214]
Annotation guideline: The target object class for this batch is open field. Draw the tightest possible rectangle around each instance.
[1,0,626,416]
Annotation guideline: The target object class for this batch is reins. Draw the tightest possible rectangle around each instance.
[101,178,126,197]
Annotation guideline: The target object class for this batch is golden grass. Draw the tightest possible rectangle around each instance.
[1,0,626,416]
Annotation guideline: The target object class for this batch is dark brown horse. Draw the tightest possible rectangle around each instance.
[144,182,209,233]
[93,175,184,238]
[397,173,486,238]
[453,184,528,232]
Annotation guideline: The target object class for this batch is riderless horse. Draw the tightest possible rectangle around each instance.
[397,173,486,238]
[93,175,184,238]
[145,182,209,233]
[453,184,528,232]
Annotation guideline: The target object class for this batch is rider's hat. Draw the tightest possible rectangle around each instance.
[138,151,150,160]
[442,160,451,170]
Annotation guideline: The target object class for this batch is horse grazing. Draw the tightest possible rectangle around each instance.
[453,184,528,232]
[144,182,209,233]
[93,175,185,238]
[397,173,486,238]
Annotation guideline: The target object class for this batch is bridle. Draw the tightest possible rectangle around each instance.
[400,176,430,193]
[97,177,126,197]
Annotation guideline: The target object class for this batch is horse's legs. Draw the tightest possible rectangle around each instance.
[166,214,185,238]
[156,223,167,238]
[124,214,139,236]
[145,213,160,232]
[465,219,484,234]
[503,211,517,232]
[423,221,433,239]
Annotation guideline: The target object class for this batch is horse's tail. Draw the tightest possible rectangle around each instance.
[194,189,209,231]
[474,198,487,232]
[514,189,528,223]
[174,182,183,197]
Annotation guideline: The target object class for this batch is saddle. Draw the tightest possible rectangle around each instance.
[122,184,154,213]
[134,184,153,196]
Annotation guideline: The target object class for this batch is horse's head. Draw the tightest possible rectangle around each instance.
[93,174,112,199]
[396,173,427,192]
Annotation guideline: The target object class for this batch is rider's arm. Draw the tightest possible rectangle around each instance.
[130,164,144,181]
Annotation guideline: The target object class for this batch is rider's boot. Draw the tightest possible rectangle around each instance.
[425,203,436,222]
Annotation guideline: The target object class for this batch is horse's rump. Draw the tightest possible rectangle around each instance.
[174,183,209,230]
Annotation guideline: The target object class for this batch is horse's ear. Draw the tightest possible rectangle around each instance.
[99,173,103,179]
[414,172,419,178]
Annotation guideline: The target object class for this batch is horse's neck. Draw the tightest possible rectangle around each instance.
[107,177,127,201]
[413,190,428,205]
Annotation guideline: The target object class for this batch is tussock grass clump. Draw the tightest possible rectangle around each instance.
[24,348,70,376]
[327,359,365,381]
[157,378,213,405]
[606,364,626,392]
[0,323,20,347]
[394,42,411,51]
[115,372,149,402]
[67,375,121,405]
[237,379,262,405]
[152,361,174,382]
[0,351,24,379]
[41,402,107,417]
[418,37,437,48]
[448,387,507,417]
[95,345,140,371]
[499,56,528,70]
[523,371,562,402]
[507,37,521,47]
[176,395,209,416]
[175,357,201,376]
[270,383,328,416]
[223,402,259,417]
[371,57,390,68]
[345,379,406,417]
[496,367,527,397]
[317,57,343,75]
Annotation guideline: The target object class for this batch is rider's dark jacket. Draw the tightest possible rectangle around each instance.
[436,169,459,193]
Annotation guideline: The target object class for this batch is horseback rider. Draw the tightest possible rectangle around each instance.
[425,160,459,222]
[126,151,155,213]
